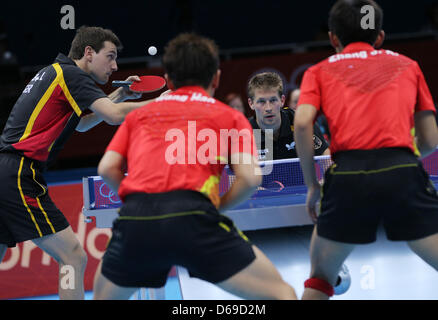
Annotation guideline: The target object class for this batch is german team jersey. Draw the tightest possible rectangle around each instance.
[249,107,328,160]
[0,53,107,166]
[106,86,258,208]
[298,42,436,155]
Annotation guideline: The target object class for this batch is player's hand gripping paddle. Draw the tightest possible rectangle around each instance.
[112,75,166,93]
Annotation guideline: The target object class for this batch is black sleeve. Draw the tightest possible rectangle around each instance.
[312,123,329,155]
[62,66,107,114]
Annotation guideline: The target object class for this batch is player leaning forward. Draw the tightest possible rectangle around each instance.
[0,26,156,299]
[294,0,438,299]
[93,33,297,300]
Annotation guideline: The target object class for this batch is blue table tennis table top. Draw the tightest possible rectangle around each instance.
[84,175,438,211]
[83,153,438,213]
[80,154,438,300]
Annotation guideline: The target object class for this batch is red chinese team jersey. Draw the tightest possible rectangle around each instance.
[106,86,257,207]
[298,42,436,155]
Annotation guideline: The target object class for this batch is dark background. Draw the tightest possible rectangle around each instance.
[1,0,438,170]
[1,0,437,66]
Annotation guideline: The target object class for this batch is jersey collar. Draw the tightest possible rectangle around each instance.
[54,53,76,66]
[175,86,210,96]
[249,109,294,140]
[342,42,375,53]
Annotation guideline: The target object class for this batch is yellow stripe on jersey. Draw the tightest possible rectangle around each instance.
[36,197,56,234]
[53,63,82,116]
[29,162,55,234]
[17,157,42,237]
[200,175,221,207]
[411,127,421,157]
[19,66,62,142]
[19,63,82,142]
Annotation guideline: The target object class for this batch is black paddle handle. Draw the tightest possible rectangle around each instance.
[112,80,133,88]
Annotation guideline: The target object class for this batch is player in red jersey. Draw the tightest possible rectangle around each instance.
[294,0,438,299]
[93,33,297,300]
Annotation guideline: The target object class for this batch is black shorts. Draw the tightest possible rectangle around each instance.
[0,153,70,247]
[318,148,438,244]
[101,190,256,288]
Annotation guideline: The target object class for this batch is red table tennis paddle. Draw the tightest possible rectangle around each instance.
[112,75,166,93]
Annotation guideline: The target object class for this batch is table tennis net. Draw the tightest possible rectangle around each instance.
[87,178,122,210]
[422,150,438,179]
[87,152,438,210]
[219,156,333,198]
[87,156,333,209]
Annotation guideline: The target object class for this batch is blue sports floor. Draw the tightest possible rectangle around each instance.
[15,224,438,300]
[16,277,182,300]
[17,161,435,300]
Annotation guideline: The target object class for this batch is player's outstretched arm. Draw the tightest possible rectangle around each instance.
[294,104,319,186]
[98,150,126,194]
[218,153,262,213]
[294,103,321,222]
[77,97,149,130]
[89,97,152,126]
[76,75,148,132]
[414,110,438,158]
[75,113,104,132]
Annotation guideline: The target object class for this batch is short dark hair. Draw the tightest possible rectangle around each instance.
[247,72,283,100]
[328,0,383,47]
[68,26,122,60]
[162,33,219,89]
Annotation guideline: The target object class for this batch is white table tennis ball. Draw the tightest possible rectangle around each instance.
[148,46,157,56]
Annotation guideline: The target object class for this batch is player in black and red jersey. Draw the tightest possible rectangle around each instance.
[0,26,157,299]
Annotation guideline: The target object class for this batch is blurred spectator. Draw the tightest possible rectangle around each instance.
[423,3,438,32]
[286,88,301,111]
[287,87,331,143]
[225,92,246,116]
[317,114,331,143]
[0,36,17,66]
[0,21,18,66]
[0,22,23,133]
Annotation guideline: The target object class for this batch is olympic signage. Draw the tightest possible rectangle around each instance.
[98,181,122,204]
[0,183,110,299]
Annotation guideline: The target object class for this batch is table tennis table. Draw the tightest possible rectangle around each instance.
[82,152,438,299]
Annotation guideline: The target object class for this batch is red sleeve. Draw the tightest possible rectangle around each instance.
[106,117,130,157]
[297,68,321,112]
[415,62,436,113]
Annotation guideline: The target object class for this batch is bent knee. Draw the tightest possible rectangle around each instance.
[276,282,297,300]
[266,281,297,300]
[71,242,88,266]
[60,242,87,267]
